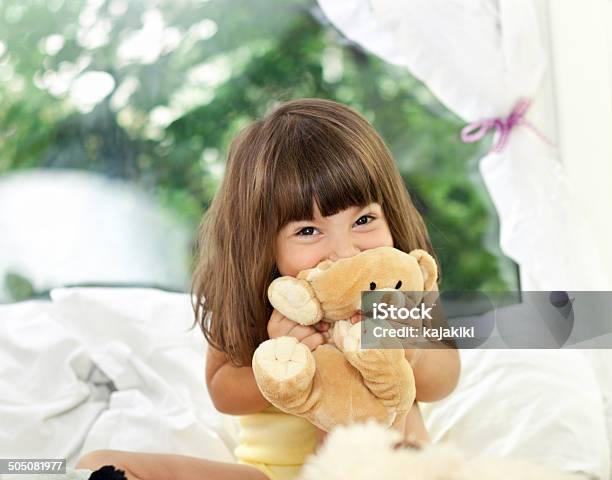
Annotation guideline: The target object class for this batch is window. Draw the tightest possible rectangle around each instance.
[0,0,518,302]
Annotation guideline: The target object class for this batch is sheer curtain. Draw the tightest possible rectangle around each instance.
[317,0,611,291]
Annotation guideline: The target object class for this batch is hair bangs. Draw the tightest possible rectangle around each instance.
[270,134,382,231]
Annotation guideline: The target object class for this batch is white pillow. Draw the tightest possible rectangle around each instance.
[420,348,610,480]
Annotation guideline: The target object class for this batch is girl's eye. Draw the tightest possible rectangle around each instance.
[354,215,375,226]
[296,226,317,236]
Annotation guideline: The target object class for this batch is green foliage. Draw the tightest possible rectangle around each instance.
[4,271,35,302]
[0,0,517,293]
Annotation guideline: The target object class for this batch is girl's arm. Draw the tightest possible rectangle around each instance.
[404,285,461,403]
[206,309,329,415]
[206,346,271,415]
[405,344,460,402]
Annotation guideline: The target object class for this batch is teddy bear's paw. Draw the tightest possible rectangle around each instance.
[253,337,314,384]
[337,320,362,353]
[268,277,324,326]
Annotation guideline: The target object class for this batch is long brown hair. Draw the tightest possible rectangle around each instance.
[191,98,438,366]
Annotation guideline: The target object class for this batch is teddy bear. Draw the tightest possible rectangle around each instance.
[252,246,438,432]
[298,421,582,480]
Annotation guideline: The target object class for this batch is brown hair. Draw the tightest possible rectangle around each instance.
[191,98,437,366]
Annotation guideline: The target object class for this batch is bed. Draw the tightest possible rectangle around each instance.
[0,287,610,479]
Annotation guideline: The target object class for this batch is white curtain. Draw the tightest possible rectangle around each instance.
[317,0,610,291]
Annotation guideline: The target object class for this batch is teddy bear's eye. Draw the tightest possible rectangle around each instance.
[395,280,402,289]
[369,282,376,290]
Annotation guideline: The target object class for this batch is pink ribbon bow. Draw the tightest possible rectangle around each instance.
[461,99,551,153]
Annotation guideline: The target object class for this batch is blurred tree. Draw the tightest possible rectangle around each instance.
[4,271,35,301]
[0,0,516,292]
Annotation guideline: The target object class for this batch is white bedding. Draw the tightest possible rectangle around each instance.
[420,349,611,480]
[0,288,234,467]
[0,288,610,478]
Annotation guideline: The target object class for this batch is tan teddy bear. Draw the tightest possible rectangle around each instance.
[252,246,438,432]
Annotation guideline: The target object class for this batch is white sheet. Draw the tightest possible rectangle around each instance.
[1,288,610,478]
[582,350,612,479]
[421,348,611,480]
[0,288,234,466]
[0,300,109,464]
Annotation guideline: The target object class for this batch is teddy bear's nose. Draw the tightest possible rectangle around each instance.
[369,282,376,290]
[379,290,407,309]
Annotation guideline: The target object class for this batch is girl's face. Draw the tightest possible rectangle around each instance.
[276,202,394,276]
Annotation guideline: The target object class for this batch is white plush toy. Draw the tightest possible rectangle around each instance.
[298,421,583,480]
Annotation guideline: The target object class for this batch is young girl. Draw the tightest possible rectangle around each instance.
[77,98,460,480]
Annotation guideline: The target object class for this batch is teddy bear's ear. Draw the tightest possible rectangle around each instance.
[409,249,438,291]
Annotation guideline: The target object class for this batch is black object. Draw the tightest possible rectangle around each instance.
[89,465,128,480]
[549,290,571,308]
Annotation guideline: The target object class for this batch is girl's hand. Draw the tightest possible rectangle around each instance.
[267,309,329,351]
[349,311,363,324]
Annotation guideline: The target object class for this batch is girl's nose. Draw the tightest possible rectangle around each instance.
[328,241,361,261]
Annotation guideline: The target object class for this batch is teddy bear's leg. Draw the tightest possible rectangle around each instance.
[252,337,319,414]
[335,320,416,418]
